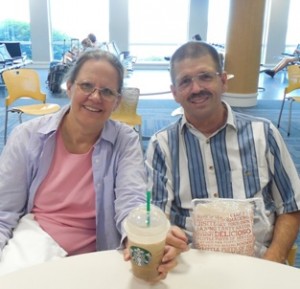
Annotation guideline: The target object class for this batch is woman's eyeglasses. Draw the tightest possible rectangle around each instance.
[75,81,120,102]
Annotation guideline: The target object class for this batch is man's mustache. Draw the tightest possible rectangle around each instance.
[188,90,212,101]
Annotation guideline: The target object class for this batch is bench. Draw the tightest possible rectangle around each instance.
[0,42,32,86]
[0,41,24,62]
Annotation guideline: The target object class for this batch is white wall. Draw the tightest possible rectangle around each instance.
[264,0,290,65]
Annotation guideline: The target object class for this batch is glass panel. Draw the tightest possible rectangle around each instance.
[50,0,109,61]
[129,0,189,62]
[285,0,300,53]
[207,0,230,46]
[0,0,31,59]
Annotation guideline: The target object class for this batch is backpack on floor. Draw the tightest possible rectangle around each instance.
[47,62,70,93]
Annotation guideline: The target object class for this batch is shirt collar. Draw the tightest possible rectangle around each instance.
[179,100,237,135]
[37,105,69,135]
[36,104,119,146]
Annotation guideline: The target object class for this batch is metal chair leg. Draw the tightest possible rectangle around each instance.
[18,112,23,123]
[137,125,143,151]
[287,98,295,136]
[277,94,286,128]
[133,125,143,151]
[4,111,23,145]
[4,109,8,145]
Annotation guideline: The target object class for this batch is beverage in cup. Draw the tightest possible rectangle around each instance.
[124,204,170,281]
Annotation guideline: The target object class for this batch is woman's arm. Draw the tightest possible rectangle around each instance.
[0,126,30,253]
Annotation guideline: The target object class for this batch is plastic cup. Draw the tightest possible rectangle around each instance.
[124,204,170,282]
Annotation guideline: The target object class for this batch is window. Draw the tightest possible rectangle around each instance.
[0,0,31,59]
[50,0,109,60]
[207,0,230,46]
[285,0,300,52]
[128,0,189,62]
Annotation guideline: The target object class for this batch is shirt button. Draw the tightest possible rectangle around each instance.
[213,193,218,197]
[206,139,210,144]
[209,165,214,170]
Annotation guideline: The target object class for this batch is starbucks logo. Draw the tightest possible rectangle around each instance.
[130,246,152,266]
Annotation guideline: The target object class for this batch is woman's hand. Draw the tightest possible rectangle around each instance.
[123,238,130,261]
[123,226,189,282]
[155,226,189,279]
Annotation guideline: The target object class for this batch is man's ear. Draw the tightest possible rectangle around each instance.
[221,72,228,93]
[171,84,181,104]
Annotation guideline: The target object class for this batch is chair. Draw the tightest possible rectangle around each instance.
[3,68,61,144]
[110,87,142,142]
[277,65,300,136]
[100,42,137,73]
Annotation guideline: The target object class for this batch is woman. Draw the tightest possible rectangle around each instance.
[81,37,93,51]
[0,49,187,279]
[263,48,300,78]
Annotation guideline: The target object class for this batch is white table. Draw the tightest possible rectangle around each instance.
[0,249,299,289]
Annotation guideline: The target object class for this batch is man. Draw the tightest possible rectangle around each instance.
[145,41,300,263]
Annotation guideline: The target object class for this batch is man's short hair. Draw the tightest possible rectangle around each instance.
[170,41,223,84]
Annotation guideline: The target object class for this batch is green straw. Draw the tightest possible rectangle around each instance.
[146,191,151,227]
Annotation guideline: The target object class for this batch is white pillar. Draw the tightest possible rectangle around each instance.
[29,0,52,67]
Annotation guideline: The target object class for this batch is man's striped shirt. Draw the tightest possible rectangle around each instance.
[146,102,300,249]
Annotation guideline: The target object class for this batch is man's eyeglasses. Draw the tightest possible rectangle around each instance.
[176,71,221,93]
[76,81,120,102]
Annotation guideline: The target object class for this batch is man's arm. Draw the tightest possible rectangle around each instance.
[263,211,300,263]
